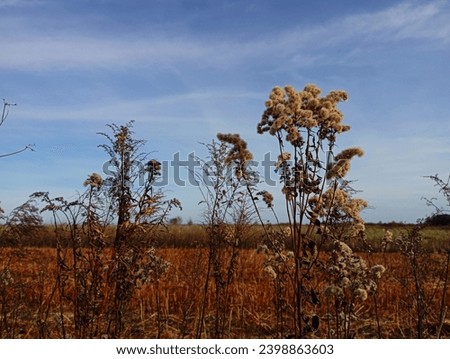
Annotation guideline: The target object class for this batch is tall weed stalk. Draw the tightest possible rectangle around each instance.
[218,83,379,337]
[33,121,180,338]
[196,140,254,338]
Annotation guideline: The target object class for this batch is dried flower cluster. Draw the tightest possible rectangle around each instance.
[146,159,162,177]
[370,264,386,279]
[326,148,364,180]
[257,84,350,143]
[216,133,253,164]
[309,187,368,238]
[257,227,297,337]
[83,172,103,188]
[135,247,170,286]
[275,152,291,169]
[216,133,253,179]
[258,190,274,208]
[262,249,295,282]
[325,240,378,300]
[324,239,384,337]
[381,229,394,252]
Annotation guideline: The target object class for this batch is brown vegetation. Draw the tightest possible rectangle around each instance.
[0,243,449,338]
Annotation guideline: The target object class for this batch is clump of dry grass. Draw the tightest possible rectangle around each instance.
[388,224,450,338]
[0,198,43,338]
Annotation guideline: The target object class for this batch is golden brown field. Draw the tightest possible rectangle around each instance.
[1,243,449,339]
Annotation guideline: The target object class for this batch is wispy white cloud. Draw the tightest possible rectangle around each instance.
[14,89,262,123]
[0,1,448,71]
[0,37,209,70]
[279,1,450,54]
[0,0,45,8]
[341,2,445,40]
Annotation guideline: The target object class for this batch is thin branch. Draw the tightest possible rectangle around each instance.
[0,144,35,158]
[1,99,17,127]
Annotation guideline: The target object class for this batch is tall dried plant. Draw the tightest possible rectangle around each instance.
[195,140,255,338]
[218,83,376,337]
[33,121,180,338]
[95,121,180,337]
[389,174,450,338]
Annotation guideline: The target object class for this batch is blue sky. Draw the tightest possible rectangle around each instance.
[0,0,449,223]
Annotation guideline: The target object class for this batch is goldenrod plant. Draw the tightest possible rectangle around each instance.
[33,121,180,338]
[219,83,379,338]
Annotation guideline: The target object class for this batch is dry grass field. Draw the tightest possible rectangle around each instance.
[1,225,449,339]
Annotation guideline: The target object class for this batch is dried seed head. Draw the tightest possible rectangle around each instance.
[309,98,320,108]
[383,230,393,243]
[304,83,322,97]
[286,127,301,145]
[264,265,277,280]
[147,159,162,174]
[333,240,353,256]
[326,159,350,179]
[334,147,364,161]
[326,90,348,102]
[217,133,253,164]
[257,244,269,254]
[83,172,103,188]
[354,288,368,301]
[324,285,344,298]
[261,191,274,208]
[275,151,291,169]
[326,148,363,180]
[257,83,352,142]
[341,277,351,287]
[370,265,386,279]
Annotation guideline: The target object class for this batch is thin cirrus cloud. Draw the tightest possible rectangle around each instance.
[277,1,449,55]
[13,90,263,124]
[0,0,44,7]
[0,37,212,70]
[338,1,448,41]
[0,1,448,71]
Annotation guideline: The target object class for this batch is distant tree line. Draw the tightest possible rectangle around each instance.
[425,214,450,226]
